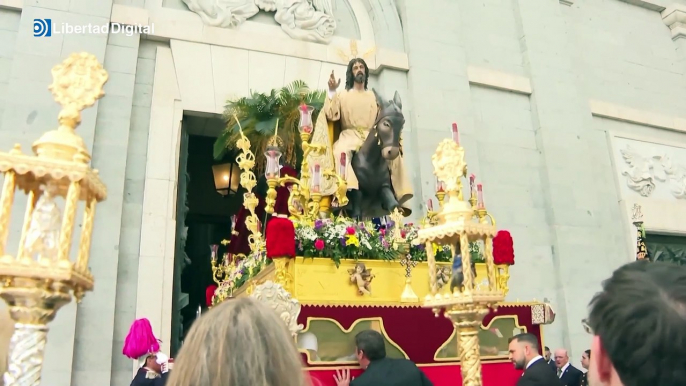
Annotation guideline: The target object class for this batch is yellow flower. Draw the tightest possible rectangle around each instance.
[346,235,360,247]
[432,243,440,256]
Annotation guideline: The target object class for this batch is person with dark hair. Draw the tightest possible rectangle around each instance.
[580,350,590,386]
[585,260,686,386]
[307,57,412,219]
[508,333,562,386]
[333,330,432,386]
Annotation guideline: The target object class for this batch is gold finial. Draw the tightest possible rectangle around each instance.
[49,52,108,115]
[33,52,108,163]
[336,39,377,62]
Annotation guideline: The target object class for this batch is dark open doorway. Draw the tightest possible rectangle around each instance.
[171,114,243,355]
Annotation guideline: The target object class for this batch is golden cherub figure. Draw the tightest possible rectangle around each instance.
[348,262,375,295]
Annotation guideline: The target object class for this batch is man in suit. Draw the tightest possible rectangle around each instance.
[508,333,562,386]
[333,330,432,386]
[585,260,686,386]
[554,348,583,386]
[544,346,557,371]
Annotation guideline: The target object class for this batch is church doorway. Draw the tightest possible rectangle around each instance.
[171,113,243,355]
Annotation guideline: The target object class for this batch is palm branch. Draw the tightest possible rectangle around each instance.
[214,80,327,174]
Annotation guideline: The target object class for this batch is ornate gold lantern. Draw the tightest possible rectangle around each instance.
[0,52,108,386]
[418,138,505,386]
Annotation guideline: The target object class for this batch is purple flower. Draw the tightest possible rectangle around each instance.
[314,219,324,230]
[416,243,425,251]
[339,238,346,247]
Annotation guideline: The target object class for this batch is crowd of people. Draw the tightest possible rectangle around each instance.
[121,259,685,386]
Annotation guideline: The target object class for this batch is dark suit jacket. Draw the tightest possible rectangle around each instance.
[547,359,556,371]
[130,368,169,386]
[559,365,583,386]
[517,358,563,386]
[351,358,433,386]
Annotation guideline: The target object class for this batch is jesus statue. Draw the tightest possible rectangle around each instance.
[306,58,413,218]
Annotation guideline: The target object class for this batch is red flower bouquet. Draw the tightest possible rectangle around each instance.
[493,230,515,265]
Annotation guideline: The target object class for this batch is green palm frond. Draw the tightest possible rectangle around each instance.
[214,80,327,173]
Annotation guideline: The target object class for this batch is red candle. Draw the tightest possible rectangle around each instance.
[469,174,476,199]
[427,199,434,211]
[339,152,347,178]
[477,183,485,209]
[451,123,459,144]
[436,178,445,192]
[312,164,321,193]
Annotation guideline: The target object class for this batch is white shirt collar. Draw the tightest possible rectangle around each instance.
[526,355,543,369]
[559,362,570,376]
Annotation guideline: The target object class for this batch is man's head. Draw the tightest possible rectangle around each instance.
[554,348,569,369]
[586,260,686,386]
[345,58,369,90]
[581,349,591,370]
[144,353,162,373]
[354,330,386,369]
[544,346,551,361]
[508,333,540,370]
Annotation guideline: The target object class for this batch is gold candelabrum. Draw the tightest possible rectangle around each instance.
[0,53,108,386]
[263,105,348,222]
[417,139,504,386]
[233,116,263,255]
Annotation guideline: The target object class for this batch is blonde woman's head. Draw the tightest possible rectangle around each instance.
[166,297,308,386]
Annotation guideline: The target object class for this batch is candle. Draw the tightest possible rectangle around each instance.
[427,199,434,211]
[339,152,347,178]
[436,178,445,192]
[469,174,476,198]
[210,244,219,262]
[451,123,459,144]
[264,147,282,179]
[299,104,314,134]
[312,163,321,193]
[477,183,485,209]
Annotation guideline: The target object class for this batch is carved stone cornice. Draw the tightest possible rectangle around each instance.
[662,4,686,41]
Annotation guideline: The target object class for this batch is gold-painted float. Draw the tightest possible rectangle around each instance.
[211,103,554,386]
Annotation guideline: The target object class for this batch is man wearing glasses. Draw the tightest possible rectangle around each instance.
[584,260,686,386]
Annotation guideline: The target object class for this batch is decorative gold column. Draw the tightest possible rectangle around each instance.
[0,52,108,386]
[418,138,504,386]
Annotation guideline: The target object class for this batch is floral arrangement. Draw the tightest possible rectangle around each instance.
[493,230,515,265]
[211,250,271,306]
[295,217,453,267]
[213,219,496,302]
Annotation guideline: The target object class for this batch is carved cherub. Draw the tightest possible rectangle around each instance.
[436,267,451,290]
[348,263,374,295]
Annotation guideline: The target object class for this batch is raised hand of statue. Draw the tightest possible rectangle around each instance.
[328,70,341,91]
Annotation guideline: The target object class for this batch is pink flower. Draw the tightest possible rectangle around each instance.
[314,239,325,251]
[401,230,407,238]
[346,226,356,235]
[380,228,386,236]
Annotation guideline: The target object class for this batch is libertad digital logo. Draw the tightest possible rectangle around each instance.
[33,19,154,37]
[34,18,52,37]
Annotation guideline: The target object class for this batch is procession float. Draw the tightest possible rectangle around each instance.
[208,80,556,386]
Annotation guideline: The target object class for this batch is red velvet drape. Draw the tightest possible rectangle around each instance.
[298,305,540,365]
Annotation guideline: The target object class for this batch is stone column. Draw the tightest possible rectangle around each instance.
[662,5,686,75]
[0,1,146,384]
[395,0,483,214]
[512,0,630,357]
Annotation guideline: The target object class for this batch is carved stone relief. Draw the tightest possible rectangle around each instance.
[620,145,686,199]
[250,280,304,337]
[181,0,337,43]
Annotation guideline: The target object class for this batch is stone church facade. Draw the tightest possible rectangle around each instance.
[1,0,686,384]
